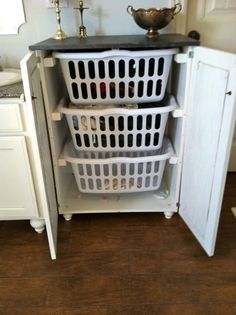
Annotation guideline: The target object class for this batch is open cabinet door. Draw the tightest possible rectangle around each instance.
[179,47,236,256]
[21,53,58,259]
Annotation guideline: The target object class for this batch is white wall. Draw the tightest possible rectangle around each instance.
[0,0,176,67]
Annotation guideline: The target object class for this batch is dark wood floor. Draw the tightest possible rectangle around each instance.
[0,174,236,315]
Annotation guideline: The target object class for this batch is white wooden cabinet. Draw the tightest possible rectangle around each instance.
[0,97,47,234]
[21,35,236,260]
[0,136,37,218]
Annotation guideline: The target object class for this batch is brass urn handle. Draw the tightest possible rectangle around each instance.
[173,3,182,15]
[127,5,134,16]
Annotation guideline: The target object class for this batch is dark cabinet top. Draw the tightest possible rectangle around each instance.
[29,34,199,51]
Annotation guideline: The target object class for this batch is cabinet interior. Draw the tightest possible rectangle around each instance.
[37,48,191,216]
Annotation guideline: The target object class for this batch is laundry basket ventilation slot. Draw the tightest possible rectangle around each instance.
[54,49,178,104]
[64,138,173,193]
[60,100,176,152]
[76,160,161,193]
[71,113,164,151]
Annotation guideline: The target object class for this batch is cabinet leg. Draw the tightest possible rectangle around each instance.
[30,219,45,234]
[164,211,174,219]
[63,214,73,221]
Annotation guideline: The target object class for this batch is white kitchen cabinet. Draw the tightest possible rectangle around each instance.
[21,34,236,259]
[0,96,49,236]
[0,102,23,132]
[0,136,37,218]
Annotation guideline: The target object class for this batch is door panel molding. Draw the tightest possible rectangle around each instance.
[199,0,236,19]
[179,46,236,255]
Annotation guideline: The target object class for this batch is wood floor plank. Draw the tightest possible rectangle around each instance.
[129,247,235,274]
[106,304,236,315]
[0,278,50,307]
[158,225,204,253]
[1,304,235,315]
[231,305,236,314]
[163,273,236,304]
[64,307,107,315]
[0,173,235,313]
[22,251,129,277]
[0,254,26,277]
[216,225,236,249]
[154,304,236,315]
[0,221,50,256]
[86,212,181,231]
[0,308,65,315]
[0,306,108,315]
[46,275,163,307]
[67,228,163,253]
[59,214,91,233]
[107,304,234,315]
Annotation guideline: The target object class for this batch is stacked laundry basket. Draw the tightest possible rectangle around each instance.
[54,49,178,193]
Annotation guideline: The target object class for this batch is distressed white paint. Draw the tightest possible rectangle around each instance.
[21,52,58,259]
[179,46,236,256]
[22,44,236,257]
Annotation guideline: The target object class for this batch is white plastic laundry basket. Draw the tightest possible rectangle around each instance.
[64,137,173,194]
[53,49,178,104]
[59,96,176,152]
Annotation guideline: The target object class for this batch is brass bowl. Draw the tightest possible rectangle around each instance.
[127,3,182,38]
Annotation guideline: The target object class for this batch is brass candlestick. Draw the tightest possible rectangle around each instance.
[52,0,67,40]
[74,0,89,38]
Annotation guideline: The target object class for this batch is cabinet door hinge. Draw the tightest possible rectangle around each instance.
[174,51,194,63]
[189,51,194,59]
[22,94,37,102]
[176,202,180,209]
